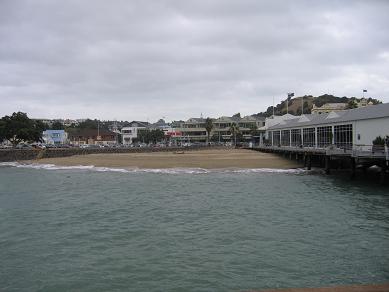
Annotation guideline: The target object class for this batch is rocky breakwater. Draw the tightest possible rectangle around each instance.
[0,146,226,162]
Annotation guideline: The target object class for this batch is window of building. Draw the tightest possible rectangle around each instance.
[334,124,353,149]
[272,131,280,146]
[291,129,302,147]
[281,130,290,146]
[303,128,315,147]
[317,126,332,148]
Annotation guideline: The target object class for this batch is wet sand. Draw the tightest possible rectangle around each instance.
[31,149,302,169]
[256,283,389,292]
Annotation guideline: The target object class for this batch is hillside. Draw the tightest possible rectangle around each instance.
[253,94,382,118]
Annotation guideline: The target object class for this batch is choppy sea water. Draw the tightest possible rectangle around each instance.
[0,163,388,292]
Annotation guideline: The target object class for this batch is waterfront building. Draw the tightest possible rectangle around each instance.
[265,103,389,150]
[69,129,117,145]
[42,130,68,145]
[121,121,150,144]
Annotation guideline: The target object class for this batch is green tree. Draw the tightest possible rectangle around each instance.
[229,123,240,146]
[0,112,44,145]
[137,129,165,144]
[51,120,64,130]
[0,119,6,142]
[347,99,358,109]
[204,117,213,145]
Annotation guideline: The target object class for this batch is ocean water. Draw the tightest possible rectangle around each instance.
[0,163,389,292]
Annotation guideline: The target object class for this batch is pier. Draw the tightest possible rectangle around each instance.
[250,144,388,184]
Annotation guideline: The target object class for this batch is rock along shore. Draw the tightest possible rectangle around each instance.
[0,146,226,162]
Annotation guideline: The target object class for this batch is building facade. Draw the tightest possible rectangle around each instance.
[178,116,265,143]
[265,103,389,150]
[121,121,150,144]
[69,129,117,145]
[42,130,68,145]
[311,103,347,114]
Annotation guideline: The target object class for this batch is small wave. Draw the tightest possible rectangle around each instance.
[0,162,309,174]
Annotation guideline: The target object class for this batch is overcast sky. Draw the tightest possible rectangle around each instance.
[1,0,388,121]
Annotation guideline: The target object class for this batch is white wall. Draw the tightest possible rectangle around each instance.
[354,117,389,145]
[121,126,146,144]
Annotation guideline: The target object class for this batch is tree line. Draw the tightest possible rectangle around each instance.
[0,112,44,145]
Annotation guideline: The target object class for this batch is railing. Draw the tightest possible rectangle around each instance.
[352,144,388,159]
[254,143,388,160]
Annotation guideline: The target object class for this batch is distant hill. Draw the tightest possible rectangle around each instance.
[253,94,382,118]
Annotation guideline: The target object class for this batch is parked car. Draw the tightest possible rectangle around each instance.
[15,143,33,149]
[31,143,46,149]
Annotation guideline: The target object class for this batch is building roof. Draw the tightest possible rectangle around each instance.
[128,121,150,127]
[268,102,389,130]
[68,129,116,139]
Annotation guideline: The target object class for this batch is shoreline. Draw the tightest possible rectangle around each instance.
[24,148,302,170]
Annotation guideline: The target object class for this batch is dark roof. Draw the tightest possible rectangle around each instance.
[68,129,115,139]
[128,121,150,127]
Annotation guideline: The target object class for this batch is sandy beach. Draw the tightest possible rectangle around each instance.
[30,148,302,169]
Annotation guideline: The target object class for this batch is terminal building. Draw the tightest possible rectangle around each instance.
[264,103,389,151]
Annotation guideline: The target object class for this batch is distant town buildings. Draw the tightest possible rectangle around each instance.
[311,98,374,114]
[119,115,265,144]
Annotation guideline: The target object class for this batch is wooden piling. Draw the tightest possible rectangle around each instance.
[350,157,356,179]
[380,162,387,185]
[325,156,331,174]
[307,155,312,170]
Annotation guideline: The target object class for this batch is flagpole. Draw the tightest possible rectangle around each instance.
[273,96,275,117]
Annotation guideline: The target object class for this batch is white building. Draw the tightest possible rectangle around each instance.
[311,103,347,114]
[121,121,150,144]
[265,103,389,150]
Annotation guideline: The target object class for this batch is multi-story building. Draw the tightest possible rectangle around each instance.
[121,121,150,144]
[179,116,265,143]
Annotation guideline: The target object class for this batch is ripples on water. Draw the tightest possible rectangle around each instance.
[0,165,388,292]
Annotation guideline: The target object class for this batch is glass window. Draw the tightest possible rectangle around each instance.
[334,124,353,149]
[317,126,332,148]
[281,130,290,146]
[303,128,315,147]
[291,129,302,147]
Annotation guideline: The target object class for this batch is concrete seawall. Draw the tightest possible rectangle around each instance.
[0,146,227,162]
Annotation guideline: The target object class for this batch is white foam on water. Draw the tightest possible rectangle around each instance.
[0,161,308,174]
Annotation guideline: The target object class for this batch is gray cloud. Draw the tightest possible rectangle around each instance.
[1,0,388,121]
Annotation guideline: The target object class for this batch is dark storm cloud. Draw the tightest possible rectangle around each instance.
[0,0,388,121]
